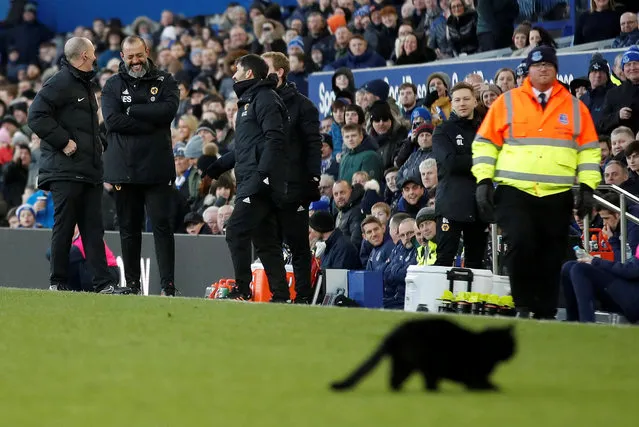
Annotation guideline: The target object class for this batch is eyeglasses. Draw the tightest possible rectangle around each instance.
[530,62,554,69]
[451,4,464,10]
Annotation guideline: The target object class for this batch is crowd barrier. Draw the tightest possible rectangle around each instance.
[0,229,235,297]
[309,48,624,118]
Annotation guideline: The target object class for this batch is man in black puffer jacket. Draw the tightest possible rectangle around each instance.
[432,82,488,269]
[207,53,321,303]
[101,36,179,296]
[28,37,117,294]
[206,54,290,302]
[262,52,322,304]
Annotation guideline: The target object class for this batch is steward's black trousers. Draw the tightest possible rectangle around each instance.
[277,202,312,301]
[113,183,175,288]
[49,181,112,291]
[434,217,488,269]
[494,186,573,318]
[226,192,288,300]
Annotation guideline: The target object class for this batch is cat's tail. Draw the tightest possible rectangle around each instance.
[330,342,387,391]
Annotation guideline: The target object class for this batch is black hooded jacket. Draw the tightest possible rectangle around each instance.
[102,59,179,184]
[335,183,365,249]
[331,67,356,94]
[276,81,322,205]
[598,80,639,136]
[225,76,289,200]
[28,57,103,190]
[432,112,483,222]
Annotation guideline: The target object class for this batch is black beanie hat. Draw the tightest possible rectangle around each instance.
[526,46,558,71]
[309,211,335,233]
[369,100,392,122]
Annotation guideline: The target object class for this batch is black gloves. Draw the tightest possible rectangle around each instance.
[576,183,594,219]
[476,178,495,223]
[425,88,440,109]
[305,176,321,204]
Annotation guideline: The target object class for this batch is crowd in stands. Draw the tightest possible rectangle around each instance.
[2,1,639,313]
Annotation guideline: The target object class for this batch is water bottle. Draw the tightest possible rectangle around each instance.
[589,235,598,252]
[625,243,632,261]
[573,245,589,260]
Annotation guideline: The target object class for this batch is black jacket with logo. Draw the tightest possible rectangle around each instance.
[432,112,483,222]
[230,77,289,200]
[277,81,321,206]
[597,80,639,136]
[28,58,103,190]
[102,60,179,184]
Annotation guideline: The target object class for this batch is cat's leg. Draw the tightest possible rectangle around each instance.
[389,358,412,391]
[465,377,499,392]
[422,371,440,392]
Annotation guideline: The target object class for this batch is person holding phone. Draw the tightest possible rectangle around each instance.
[425,72,451,126]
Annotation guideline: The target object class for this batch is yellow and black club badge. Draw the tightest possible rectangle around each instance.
[150,87,158,95]
[441,224,449,232]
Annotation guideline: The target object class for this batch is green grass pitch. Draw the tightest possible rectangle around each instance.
[0,288,636,426]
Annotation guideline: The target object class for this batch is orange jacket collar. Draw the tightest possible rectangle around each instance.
[520,77,566,99]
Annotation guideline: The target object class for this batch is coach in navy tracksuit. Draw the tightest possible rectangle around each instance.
[561,254,639,323]
[383,218,418,309]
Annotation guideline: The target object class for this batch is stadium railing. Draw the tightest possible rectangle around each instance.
[584,185,639,263]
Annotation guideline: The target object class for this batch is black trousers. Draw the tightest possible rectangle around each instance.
[495,186,573,317]
[49,181,112,290]
[277,203,312,300]
[226,192,288,300]
[113,184,175,288]
[434,217,488,269]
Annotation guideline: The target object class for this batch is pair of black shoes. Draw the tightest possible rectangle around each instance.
[49,282,177,296]
[48,283,122,294]
[122,282,177,296]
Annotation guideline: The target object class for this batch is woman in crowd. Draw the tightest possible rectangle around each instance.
[494,68,517,93]
[574,0,621,45]
[446,0,479,56]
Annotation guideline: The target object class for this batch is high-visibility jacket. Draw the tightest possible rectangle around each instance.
[417,240,437,266]
[472,78,601,197]
[610,73,622,86]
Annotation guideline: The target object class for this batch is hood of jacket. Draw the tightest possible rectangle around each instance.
[277,81,298,102]
[351,135,379,155]
[234,74,278,99]
[339,183,365,212]
[331,67,356,94]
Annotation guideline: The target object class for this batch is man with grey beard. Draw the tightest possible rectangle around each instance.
[101,35,179,296]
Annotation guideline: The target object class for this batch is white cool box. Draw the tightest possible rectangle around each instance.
[404,266,511,313]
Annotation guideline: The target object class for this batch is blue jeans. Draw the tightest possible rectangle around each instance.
[561,261,639,323]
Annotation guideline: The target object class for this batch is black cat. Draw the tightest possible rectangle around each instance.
[331,318,516,392]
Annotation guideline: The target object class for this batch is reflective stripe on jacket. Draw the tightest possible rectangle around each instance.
[417,240,438,266]
[471,78,601,197]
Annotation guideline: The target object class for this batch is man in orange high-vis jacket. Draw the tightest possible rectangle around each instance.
[471,46,601,319]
